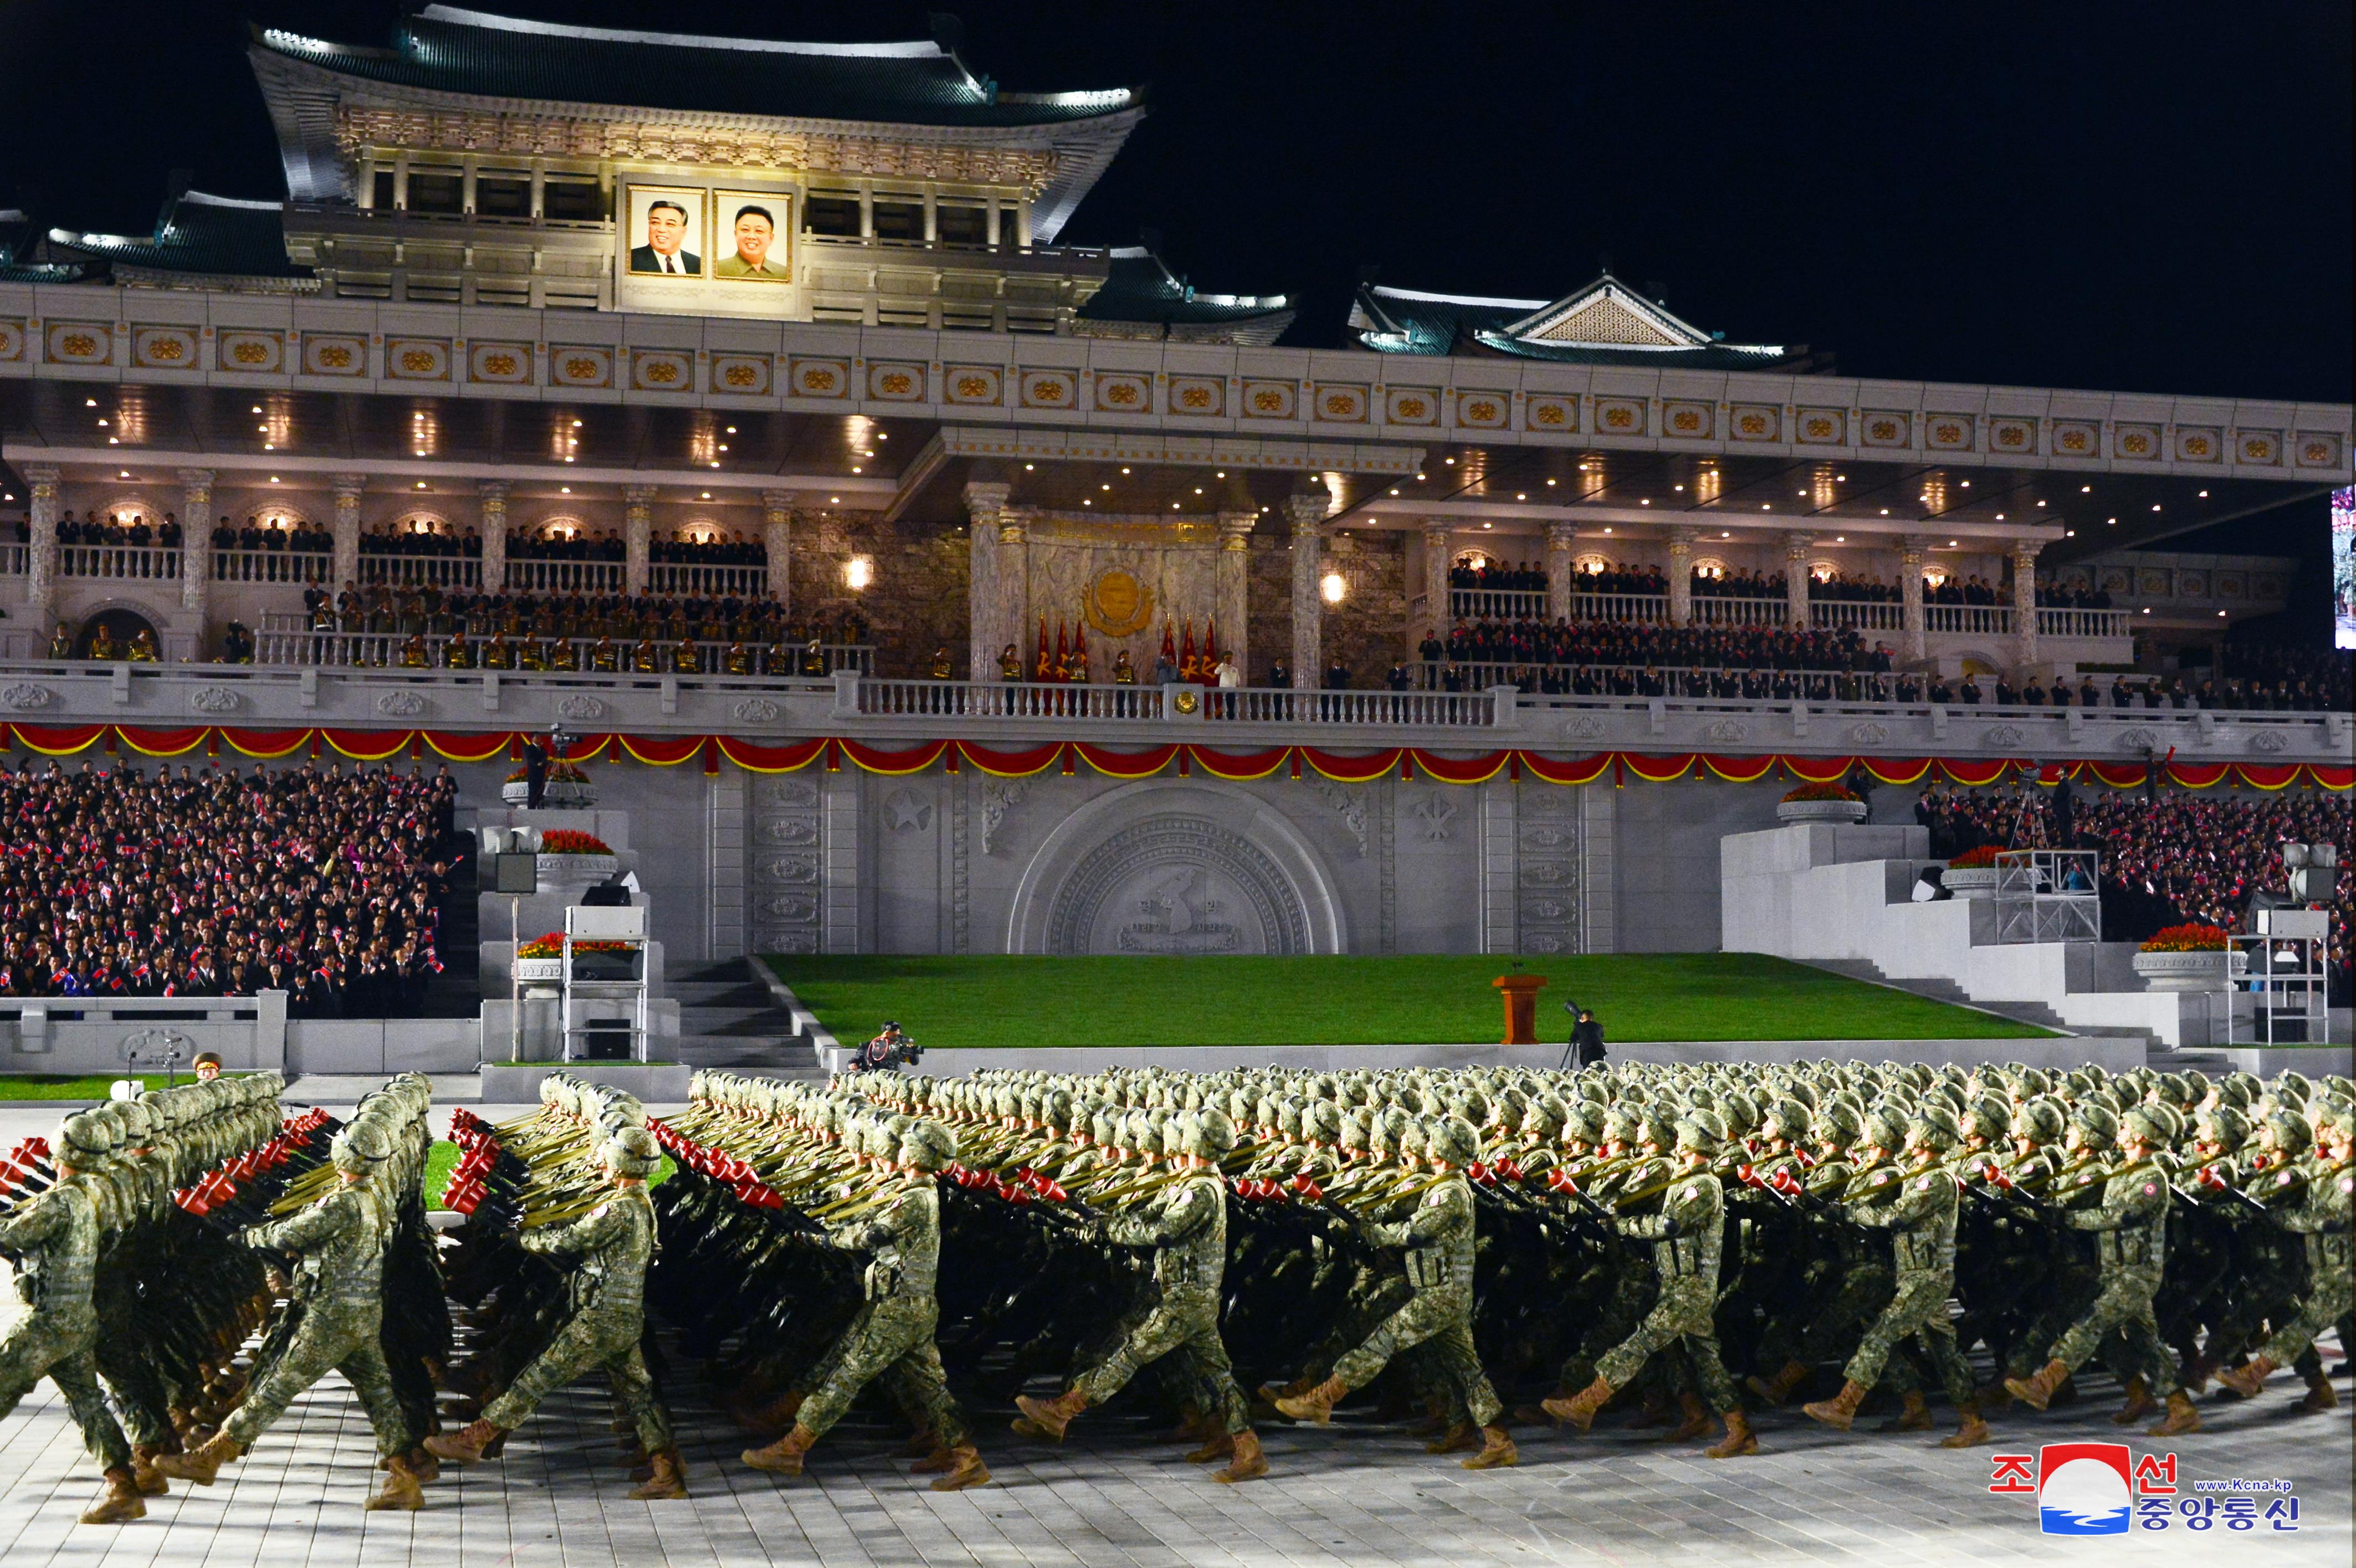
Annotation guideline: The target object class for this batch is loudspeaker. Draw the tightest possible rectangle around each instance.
[492,853,538,896]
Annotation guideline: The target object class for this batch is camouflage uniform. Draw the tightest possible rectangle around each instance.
[223,1176,413,1458]
[482,1183,673,1454]
[795,1173,968,1446]
[1071,1168,1252,1434]
[1326,1173,1503,1428]
[2039,1160,2180,1396]
[1595,1169,1740,1415]
[0,1176,134,1470]
[2250,1157,2353,1369]
[1842,1162,1973,1406]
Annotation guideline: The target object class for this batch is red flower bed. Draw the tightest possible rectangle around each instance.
[1780,782,1860,803]
[2139,924,2230,953]
[538,829,612,855]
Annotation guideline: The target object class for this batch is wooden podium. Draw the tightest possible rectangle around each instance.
[1493,972,1548,1046]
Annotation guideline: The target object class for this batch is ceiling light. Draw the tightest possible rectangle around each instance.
[1100,483,1110,491]
[2036,500,2047,507]
[1995,513,2005,520]
[1445,457,1455,465]
[700,491,711,499]
[1194,487,1204,495]
[2151,504,2162,512]
[1218,470,1228,478]
[1171,503,1181,510]
[1674,483,1684,491]
[1639,499,1650,506]
[1604,526,1614,534]
[416,481,426,489]
[2198,490,2208,499]
[560,486,570,494]
[850,467,862,474]
[1120,467,1130,474]
[1948,540,1958,546]
[1024,463,1034,471]
[107,437,117,444]
[1516,493,1527,501]
[1482,521,1492,529]
[1389,488,1400,495]
[571,419,582,427]
[874,432,887,440]
[829,496,841,504]
[725,426,736,434]
[1960,480,1970,488]
[269,476,279,483]
[1880,509,1889,515]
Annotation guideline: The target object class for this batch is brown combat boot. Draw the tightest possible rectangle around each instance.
[365,1454,424,1511]
[1185,1430,1235,1464]
[1669,1391,1714,1441]
[1425,1422,1480,1454]
[128,1444,172,1496]
[1802,1379,1870,1431]
[423,1418,505,1465]
[2216,1356,2276,1399]
[1461,1425,1519,1469]
[1273,1375,1350,1426]
[1011,1388,1090,1441]
[1879,1391,1933,1432]
[1625,1386,1674,1428]
[742,1424,817,1477]
[2298,1367,2340,1413]
[629,1447,688,1499]
[1213,1429,1268,1484]
[2111,1375,2156,1425]
[1160,1405,1211,1444]
[1973,1378,2014,1411]
[153,1431,244,1485]
[79,1468,146,1525]
[2180,1354,2220,1394]
[929,1444,991,1492]
[1746,1359,1811,1407]
[901,1427,939,1459]
[1938,1403,1993,1448]
[2003,1359,2070,1412]
[1541,1375,1615,1432]
[404,1446,441,1484]
[2147,1391,2203,1437]
[1704,1410,1759,1458]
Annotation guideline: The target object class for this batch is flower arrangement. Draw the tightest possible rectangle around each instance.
[504,761,590,785]
[518,932,634,959]
[1780,782,1859,804]
[538,829,612,855]
[2139,924,2230,953]
[1947,844,2006,870]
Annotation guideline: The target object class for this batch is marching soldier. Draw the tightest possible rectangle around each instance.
[2002,1105,2201,1436]
[0,1113,146,1524]
[426,1126,685,1499]
[1800,1107,1990,1446]
[1275,1117,1517,1470]
[1012,1108,1269,1483]
[154,1120,423,1509]
[1544,1110,1756,1458]
[741,1121,990,1490]
[2215,1105,2353,1405]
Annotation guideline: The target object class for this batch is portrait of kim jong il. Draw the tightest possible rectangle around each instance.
[715,199,790,281]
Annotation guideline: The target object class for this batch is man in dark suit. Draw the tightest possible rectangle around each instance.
[1564,1005,1606,1069]
[629,199,699,275]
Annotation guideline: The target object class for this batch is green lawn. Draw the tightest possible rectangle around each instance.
[762,954,2051,1048]
[0,1073,211,1102]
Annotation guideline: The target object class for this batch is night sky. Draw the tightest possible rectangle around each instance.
[3,3,2348,582]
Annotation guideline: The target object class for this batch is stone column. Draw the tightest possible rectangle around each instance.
[962,480,1010,680]
[2011,538,2041,670]
[478,479,509,595]
[997,508,1031,677]
[24,464,60,644]
[762,489,795,608]
[330,474,366,590]
[1217,510,1255,676]
[1667,526,1698,627]
[1785,530,1813,628]
[1545,522,1577,623]
[1901,536,1930,662]
[1421,524,1453,647]
[178,468,213,618]
[1287,485,1330,686]
[623,485,655,596]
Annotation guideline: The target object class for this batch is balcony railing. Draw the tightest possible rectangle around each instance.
[60,545,182,580]
[1450,587,1548,620]
[1691,595,1796,627]
[858,680,1166,720]
[1925,603,2013,636]
[649,562,769,597]
[254,629,873,675]
[213,550,334,585]
[2037,606,2132,638]
[505,558,624,595]
[357,555,481,590]
[1570,592,1668,622]
[1,544,24,576]
[1810,599,1906,632]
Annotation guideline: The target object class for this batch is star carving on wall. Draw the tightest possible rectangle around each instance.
[885,788,933,831]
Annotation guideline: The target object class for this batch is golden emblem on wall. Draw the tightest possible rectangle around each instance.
[1083,568,1154,637]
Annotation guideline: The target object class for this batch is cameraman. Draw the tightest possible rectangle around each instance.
[1563,1004,1606,1071]
[857,1021,918,1073]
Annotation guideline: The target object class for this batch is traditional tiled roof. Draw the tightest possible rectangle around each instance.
[0,210,100,284]
[1349,273,1811,370]
[252,6,1141,129]
[1076,248,1294,346]
[49,190,311,284]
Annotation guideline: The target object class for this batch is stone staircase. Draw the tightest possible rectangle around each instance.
[1801,957,2168,1057]
[668,958,826,1080]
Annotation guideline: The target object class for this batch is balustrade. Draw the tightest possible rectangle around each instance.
[59,545,182,580]
[212,550,334,585]
[357,555,482,590]
[505,558,626,595]
[648,562,768,597]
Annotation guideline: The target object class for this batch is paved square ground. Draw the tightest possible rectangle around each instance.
[2,1097,2346,1567]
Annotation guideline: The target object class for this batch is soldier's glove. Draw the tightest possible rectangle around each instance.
[1657,1215,1682,1238]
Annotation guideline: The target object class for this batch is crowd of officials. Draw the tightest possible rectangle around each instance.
[0,760,462,1013]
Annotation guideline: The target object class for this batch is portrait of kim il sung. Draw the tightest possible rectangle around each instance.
[627,188,703,277]
[714,193,792,282]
